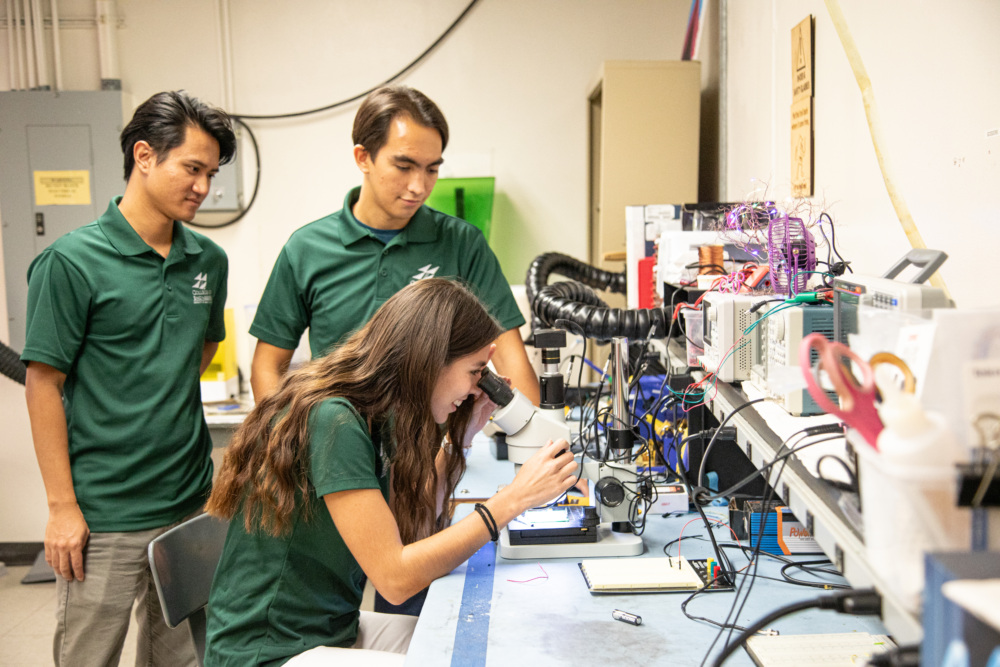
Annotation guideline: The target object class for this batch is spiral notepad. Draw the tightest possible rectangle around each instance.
[578,556,703,593]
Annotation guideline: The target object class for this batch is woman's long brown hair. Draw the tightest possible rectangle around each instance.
[206,278,503,544]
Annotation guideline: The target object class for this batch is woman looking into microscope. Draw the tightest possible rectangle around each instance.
[204,278,576,666]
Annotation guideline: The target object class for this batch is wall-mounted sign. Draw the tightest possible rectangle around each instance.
[791,98,813,197]
[33,170,92,206]
[791,15,814,197]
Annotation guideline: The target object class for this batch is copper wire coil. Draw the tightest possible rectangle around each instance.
[698,245,725,275]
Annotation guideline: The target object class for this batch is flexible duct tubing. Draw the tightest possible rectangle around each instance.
[525,253,668,341]
[525,252,626,305]
[0,341,26,385]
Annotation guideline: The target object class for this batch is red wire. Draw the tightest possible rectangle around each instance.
[506,563,549,584]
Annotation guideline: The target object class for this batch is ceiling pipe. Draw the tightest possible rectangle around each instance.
[31,0,49,89]
[216,0,235,109]
[6,0,18,89]
[49,0,62,90]
[12,0,26,88]
[95,0,121,90]
[20,0,36,88]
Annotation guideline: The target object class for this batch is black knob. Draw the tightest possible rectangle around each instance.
[595,476,626,508]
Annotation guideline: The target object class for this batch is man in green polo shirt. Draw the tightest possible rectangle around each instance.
[22,91,236,667]
[249,85,539,407]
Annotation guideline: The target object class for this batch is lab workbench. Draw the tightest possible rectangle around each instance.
[658,334,923,641]
[406,433,891,666]
[703,380,923,643]
[202,389,910,662]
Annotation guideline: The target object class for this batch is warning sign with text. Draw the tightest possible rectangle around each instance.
[791,16,814,102]
[33,170,92,206]
[791,98,813,197]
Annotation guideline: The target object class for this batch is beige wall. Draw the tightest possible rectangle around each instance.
[0,0,708,540]
[725,0,1000,307]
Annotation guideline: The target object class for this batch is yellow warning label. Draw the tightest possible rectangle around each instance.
[33,170,91,206]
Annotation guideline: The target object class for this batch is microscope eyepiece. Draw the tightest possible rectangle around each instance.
[477,368,515,407]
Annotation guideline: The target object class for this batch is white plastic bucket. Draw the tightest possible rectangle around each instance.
[855,442,969,613]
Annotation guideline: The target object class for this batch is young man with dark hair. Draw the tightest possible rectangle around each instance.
[22,90,236,666]
[249,85,539,407]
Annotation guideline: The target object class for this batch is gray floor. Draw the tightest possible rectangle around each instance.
[0,560,375,667]
[0,448,236,666]
[0,564,139,666]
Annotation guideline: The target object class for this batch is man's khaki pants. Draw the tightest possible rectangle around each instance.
[54,518,198,667]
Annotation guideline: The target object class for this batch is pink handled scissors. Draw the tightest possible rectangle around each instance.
[799,333,883,449]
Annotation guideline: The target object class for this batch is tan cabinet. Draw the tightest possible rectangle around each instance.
[589,61,701,271]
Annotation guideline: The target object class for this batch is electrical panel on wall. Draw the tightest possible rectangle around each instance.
[0,91,125,350]
[197,132,243,213]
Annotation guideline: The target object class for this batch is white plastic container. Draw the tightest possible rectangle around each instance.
[681,308,704,367]
[855,392,970,613]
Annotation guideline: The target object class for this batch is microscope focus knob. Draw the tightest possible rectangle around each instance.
[595,476,626,508]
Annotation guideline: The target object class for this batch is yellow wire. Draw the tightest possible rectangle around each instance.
[823,0,951,300]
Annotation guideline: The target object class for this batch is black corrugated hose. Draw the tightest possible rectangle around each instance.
[1,341,27,385]
[525,252,627,305]
[525,252,668,341]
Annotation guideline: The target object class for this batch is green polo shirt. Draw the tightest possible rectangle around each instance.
[250,187,524,357]
[21,197,228,532]
[205,398,390,666]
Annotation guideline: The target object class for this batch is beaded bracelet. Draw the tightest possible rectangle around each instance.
[474,503,499,542]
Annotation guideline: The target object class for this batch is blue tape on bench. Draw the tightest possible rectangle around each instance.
[450,540,496,667]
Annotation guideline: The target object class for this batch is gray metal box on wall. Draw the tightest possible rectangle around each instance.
[0,91,125,351]
[199,138,243,212]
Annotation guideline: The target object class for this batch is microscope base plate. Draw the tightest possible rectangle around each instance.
[497,523,643,560]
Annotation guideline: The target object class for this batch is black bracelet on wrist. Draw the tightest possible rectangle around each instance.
[474,503,500,542]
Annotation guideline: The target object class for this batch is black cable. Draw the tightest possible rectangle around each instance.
[713,597,822,666]
[709,589,881,666]
[672,538,846,591]
[817,212,852,278]
[555,320,589,464]
[702,435,797,665]
[695,398,768,488]
[706,424,853,664]
[701,432,845,503]
[230,0,481,120]
[749,297,785,314]
[681,576,749,633]
[779,560,850,590]
[715,543,844,589]
[187,2,480,227]
[685,262,727,275]
[186,118,261,229]
[673,431,737,585]
[815,454,858,493]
